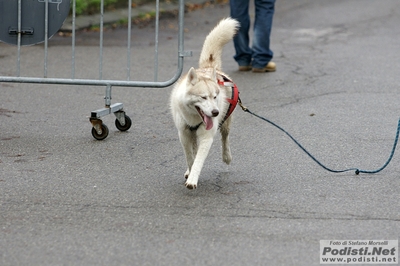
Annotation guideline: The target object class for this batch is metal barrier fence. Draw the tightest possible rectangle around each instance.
[0,0,191,140]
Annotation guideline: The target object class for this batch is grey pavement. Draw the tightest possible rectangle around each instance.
[1,0,400,265]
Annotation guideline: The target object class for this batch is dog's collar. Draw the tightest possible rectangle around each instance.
[187,122,202,131]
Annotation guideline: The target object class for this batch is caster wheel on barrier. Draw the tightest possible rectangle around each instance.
[115,114,132,132]
[91,123,109,140]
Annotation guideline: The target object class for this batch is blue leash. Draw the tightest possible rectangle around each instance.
[238,99,400,175]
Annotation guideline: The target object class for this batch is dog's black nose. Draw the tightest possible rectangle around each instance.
[211,109,219,117]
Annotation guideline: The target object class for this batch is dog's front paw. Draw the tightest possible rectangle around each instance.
[185,181,197,189]
[185,175,198,189]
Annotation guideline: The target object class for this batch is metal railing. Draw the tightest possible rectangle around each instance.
[0,0,191,140]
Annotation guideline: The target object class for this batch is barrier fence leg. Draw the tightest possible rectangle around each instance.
[89,85,132,140]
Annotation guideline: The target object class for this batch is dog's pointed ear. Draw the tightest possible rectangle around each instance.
[187,67,198,86]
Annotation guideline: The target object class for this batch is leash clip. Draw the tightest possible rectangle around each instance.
[238,97,248,112]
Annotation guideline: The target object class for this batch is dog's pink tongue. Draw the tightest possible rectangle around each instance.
[204,115,213,130]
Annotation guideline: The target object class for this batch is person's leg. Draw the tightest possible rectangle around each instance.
[230,0,252,67]
[252,0,275,69]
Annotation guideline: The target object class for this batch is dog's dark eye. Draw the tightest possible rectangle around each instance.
[201,96,207,100]
[213,96,217,99]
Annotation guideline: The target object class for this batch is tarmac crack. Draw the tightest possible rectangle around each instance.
[3,201,399,223]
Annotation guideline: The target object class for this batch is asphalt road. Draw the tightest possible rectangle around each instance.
[1,0,399,265]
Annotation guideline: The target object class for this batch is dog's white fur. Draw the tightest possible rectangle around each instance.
[170,18,240,189]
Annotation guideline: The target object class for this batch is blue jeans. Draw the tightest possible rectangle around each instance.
[230,0,275,68]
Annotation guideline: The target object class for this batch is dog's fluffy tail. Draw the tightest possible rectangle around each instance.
[199,17,240,70]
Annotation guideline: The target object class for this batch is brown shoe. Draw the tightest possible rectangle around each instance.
[238,65,252,71]
[252,61,276,73]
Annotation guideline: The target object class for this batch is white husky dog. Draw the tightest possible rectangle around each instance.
[170,18,240,189]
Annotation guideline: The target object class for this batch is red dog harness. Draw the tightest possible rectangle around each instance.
[217,74,239,128]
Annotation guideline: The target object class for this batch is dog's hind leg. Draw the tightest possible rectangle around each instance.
[185,136,214,189]
[220,116,232,165]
